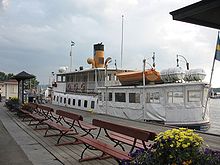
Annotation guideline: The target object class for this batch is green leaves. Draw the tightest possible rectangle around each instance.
[0,72,14,81]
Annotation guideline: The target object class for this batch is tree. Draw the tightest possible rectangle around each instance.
[7,73,14,80]
[0,72,7,81]
[24,77,40,89]
[0,72,14,81]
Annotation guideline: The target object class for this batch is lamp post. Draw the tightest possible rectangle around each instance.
[104,57,112,114]
[143,59,146,86]
[70,41,75,72]
[51,71,55,86]
[177,54,189,70]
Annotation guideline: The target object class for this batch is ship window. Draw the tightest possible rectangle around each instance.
[69,75,72,82]
[60,97,62,103]
[56,96,59,102]
[115,93,126,102]
[188,90,201,102]
[88,72,95,81]
[57,75,62,82]
[76,73,80,82]
[146,92,160,103]
[168,91,183,103]
[114,74,118,81]
[62,76,66,82]
[68,98,71,105]
[84,100,88,108]
[71,75,74,82]
[83,74,87,82]
[78,100,81,107]
[64,98,66,104]
[72,99,75,106]
[108,93,112,101]
[129,93,140,103]
[53,96,55,101]
[98,72,105,82]
[91,101,95,109]
[107,74,111,81]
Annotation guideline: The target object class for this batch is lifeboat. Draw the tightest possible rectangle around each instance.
[116,69,161,85]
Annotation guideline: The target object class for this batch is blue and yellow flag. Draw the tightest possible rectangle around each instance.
[215,33,220,61]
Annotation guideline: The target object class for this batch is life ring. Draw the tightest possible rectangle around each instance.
[74,83,78,91]
[81,83,86,91]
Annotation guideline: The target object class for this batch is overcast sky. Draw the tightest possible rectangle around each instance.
[0,0,219,87]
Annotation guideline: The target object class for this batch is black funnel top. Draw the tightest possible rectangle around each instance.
[94,43,104,51]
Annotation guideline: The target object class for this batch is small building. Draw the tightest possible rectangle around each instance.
[3,79,18,100]
[0,81,5,98]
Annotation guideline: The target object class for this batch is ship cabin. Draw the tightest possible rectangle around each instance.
[97,82,210,129]
[54,68,125,94]
[52,67,131,111]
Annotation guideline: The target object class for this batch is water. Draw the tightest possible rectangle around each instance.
[206,99,220,134]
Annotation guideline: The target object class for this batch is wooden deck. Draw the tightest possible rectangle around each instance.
[5,112,118,165]
[4,103,220,165]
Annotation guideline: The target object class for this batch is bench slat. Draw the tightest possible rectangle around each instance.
[78,136,132,161]
[43,120,72,132]
[109,132,151,149]
[56,110,82,121]
[76,121,98,130]
[93,119,157,141]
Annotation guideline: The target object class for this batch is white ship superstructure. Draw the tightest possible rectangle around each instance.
[52,43,210,130]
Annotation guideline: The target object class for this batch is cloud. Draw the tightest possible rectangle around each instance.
[0,0,219,87]
[0,0,9,10]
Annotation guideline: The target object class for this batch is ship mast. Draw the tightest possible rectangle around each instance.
[70,41,75,72]
[120,15,124,68]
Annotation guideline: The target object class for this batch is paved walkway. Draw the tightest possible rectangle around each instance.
[0,102,62,165]
[0,119,33,165]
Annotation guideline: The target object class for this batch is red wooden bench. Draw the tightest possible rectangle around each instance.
[43,110,97,145]
[28,104,55,129]
[18,102,38,121]
[76,119,157,164]
[107,131,155,151]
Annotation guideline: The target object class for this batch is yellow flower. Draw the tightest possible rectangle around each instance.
[182,144,188,148]
[176,142,181,148]
[170,135,174,139]
[194,142,199,146]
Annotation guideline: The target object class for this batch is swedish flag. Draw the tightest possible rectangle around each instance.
[215,33,220,61]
